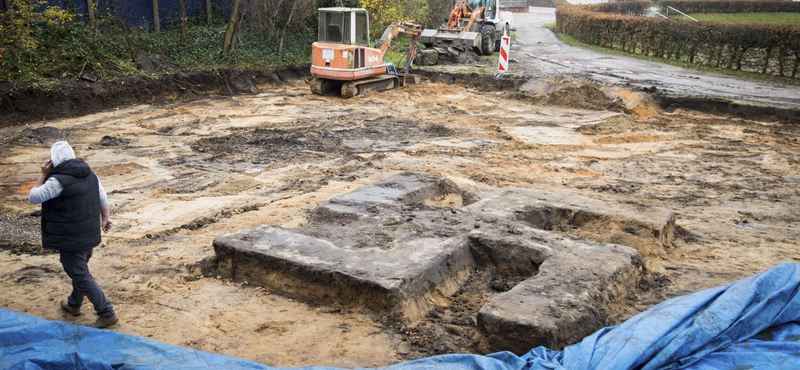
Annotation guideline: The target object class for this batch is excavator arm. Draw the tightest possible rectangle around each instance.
[374,21,424,73]
[441,1,485,32]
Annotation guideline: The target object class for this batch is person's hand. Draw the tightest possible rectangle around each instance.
[102,219,113,233]
[41,160,53,176]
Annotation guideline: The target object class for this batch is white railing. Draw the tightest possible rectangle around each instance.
[666,6,698,22]
[652,10,669,19]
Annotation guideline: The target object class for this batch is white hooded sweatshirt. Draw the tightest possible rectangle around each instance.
[29,141,108,205]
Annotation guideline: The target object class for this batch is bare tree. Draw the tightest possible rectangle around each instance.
[152,0,159,33]
[248,0,314,52]
[82,0,96,29]
[221,0,243,55]
[112,0,136,62]
[0,2,6,55]
[278,0,314,55]
[177,0,186,45]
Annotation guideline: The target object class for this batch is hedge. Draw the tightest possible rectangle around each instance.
[556,2,800,78]
[660,1,800,14]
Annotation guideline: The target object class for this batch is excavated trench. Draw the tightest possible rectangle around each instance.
[1,66,798,366]
[212,172,674,353]
[3,68,798,128]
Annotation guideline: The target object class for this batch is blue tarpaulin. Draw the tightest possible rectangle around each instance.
[2,262,799,370]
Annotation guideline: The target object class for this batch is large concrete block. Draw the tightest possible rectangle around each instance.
[213,172,479,320]
[214,226,475,319]
[475,226,644,354]
[310,171,474,223]
[467,189,676,258]
[212,171,665,349]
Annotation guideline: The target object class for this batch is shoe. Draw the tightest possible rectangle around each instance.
[89,315,119,329]
[60,300,81,316]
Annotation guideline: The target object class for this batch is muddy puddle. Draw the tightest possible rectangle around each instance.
[0,75,798,367]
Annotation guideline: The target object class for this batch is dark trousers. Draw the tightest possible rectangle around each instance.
[59,249,115,318]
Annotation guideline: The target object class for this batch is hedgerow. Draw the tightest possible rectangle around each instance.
[660,1,800,14]
[556,2,800,78]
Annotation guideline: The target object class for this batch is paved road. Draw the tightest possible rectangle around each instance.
[509,7,800,108]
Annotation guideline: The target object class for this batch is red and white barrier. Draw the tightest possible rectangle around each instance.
[498,35,511,72]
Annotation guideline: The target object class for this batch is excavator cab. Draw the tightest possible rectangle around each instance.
[467,0,497,18]
[317,8,370,47]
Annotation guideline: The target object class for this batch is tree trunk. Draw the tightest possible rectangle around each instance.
[762,47,771,74]
[87,0,96,29]
[278,0,300,55]
[113,0,136,62]
[178,0,186,45]
[0,4,5,52]
[152,0,159,34]
[206,0,212,23]
[736,47,747,71]
[222,0,242,55]
[229,9,243,51]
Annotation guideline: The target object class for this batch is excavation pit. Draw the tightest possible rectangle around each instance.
[212,172,675,353]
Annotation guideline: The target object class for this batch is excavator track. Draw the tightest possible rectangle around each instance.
[341,75,399,99]
[310,78,344,96]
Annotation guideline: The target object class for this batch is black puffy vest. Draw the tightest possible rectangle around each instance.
[41,158,102,251]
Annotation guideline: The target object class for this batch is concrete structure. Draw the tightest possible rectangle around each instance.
[213,172,675,353]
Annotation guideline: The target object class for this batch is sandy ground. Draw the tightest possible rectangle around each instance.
[1,8,800,369]
[1,78,798,367]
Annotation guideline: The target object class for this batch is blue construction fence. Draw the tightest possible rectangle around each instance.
[2,0,237,29]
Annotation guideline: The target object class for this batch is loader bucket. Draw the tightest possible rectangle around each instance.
[421,29,482,54]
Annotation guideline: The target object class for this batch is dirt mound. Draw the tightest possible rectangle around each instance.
[0,212,52,255]
[5,126,72,145]
[99,135,131,147]
[602,88,662,119]
[135,51,175,74]
[0,126,73,158]
[514,81,624,111]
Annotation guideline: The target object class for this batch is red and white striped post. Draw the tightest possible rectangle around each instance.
[497,33,511,73]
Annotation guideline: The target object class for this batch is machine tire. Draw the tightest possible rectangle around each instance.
[480,24,495,56]
[496,23,509,51]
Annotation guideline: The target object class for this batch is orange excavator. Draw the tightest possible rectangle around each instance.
[310,8,423,98]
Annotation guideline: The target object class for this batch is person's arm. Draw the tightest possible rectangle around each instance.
[100,203,113,232]
[29,160,62,204]
[98,177,112,232]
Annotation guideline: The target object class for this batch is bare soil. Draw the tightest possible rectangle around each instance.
[1,70,798,368]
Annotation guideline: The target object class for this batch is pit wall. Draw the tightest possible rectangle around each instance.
[556,2,800,78]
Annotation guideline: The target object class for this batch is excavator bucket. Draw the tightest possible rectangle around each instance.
[421,29,482,53]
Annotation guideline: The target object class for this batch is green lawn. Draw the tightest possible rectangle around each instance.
[675,13,800,25]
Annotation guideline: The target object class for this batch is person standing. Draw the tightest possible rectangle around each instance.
[28,141,118,328]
